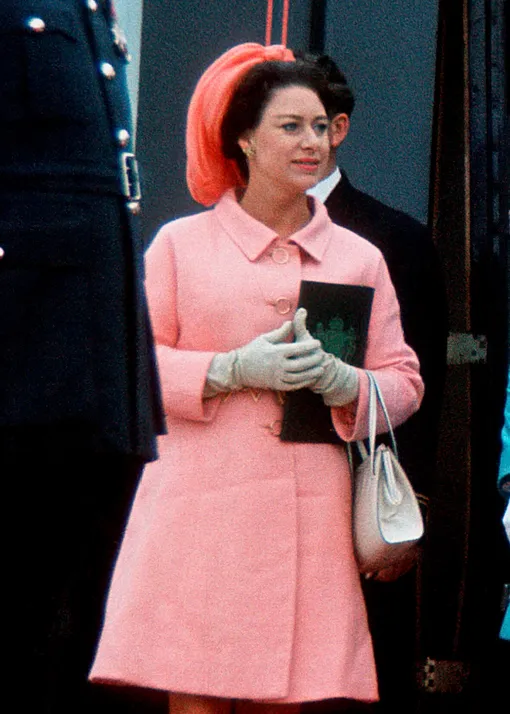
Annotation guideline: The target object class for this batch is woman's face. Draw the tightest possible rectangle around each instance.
[238,84,330,195]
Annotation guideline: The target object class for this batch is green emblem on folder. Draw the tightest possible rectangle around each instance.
[314,317,357,363]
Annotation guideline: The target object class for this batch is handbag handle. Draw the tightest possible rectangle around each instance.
[357,371,399,471]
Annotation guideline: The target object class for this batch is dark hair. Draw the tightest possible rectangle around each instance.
[221,60,331,180]
[292,50,355,119]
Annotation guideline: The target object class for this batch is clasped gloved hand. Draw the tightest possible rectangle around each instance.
[205,320,326,396]
[292,308,360,407]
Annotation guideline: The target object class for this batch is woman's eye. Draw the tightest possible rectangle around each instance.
[314,123,329,136]
[282,122,299,132]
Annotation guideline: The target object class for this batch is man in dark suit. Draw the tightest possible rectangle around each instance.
[301,54,449,712]
[0,2,164,712]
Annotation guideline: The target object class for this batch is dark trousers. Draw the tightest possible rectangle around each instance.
[363,572,418,713]
[6,449,167,713]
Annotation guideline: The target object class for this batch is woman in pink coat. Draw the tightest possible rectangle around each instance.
[90,44,424,714]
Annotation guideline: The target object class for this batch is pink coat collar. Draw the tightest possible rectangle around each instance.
[214,190,333,262]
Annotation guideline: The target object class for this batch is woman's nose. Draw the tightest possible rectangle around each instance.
[300,126,321,148]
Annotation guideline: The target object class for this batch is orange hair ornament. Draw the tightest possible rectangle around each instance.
[186,1,294,206]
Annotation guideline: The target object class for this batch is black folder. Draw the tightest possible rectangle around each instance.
[279,281,374,444]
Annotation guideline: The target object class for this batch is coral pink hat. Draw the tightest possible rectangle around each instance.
[186,42,295,207]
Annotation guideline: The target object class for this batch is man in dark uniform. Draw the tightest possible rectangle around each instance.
[0,1,164,711]
[300,54,449,713]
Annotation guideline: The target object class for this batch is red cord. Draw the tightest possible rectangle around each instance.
[265,0,290,47]
[281,0,289,47]
[265,0,273,45]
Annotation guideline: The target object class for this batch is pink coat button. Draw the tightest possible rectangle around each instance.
[275,297,291,314]
[264,419,282,437]
[271,247,289,264]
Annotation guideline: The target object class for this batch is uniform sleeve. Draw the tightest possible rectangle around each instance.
[145,229,220,422]
[331,254,424,442]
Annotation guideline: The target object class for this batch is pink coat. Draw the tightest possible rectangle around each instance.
[90,192,423,703]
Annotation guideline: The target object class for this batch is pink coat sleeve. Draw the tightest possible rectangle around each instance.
[145,229,219,423]
[332,254,424,442]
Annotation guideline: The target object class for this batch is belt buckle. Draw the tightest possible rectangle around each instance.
[119,151,141,204]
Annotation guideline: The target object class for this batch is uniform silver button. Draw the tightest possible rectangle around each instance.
[272,247,289,264]
[26,17,46,33]
[87,0,98,11]
[275,297,291,315]
[116,129,131,147]
[100,62,116,80]
[0,247,5,259]
[127,202,141,216]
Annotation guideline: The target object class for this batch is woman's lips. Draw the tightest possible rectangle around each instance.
[293,159,320,172]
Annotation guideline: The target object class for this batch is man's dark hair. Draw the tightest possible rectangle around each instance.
[221,60,331,181]
[293,50,355,119]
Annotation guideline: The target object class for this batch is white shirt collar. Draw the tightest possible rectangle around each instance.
[307,166,341,203]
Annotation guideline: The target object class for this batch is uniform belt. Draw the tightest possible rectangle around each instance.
[0,172,121,195]
[0,153,141,210]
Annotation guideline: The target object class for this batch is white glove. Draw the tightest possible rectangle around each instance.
[292,308,359,407]
[205,320,325,396]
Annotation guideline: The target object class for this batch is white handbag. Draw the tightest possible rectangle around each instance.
[351,371,424,574]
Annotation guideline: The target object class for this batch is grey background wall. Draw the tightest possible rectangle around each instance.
[324,0,438,224]
[115,0,144,130]
[134,1,438,242]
